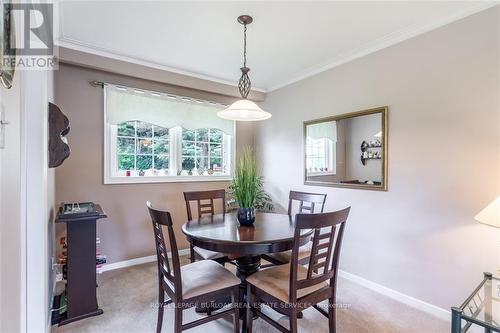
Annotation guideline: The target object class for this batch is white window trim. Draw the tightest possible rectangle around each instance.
[104,124,235,184]
[103,101,235,184]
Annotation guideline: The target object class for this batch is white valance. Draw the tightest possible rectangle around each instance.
[307,121,337,142]
[104,84,235,135]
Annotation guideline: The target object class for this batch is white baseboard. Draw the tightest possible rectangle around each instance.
[98,248,190,273]
[339,270,450,322]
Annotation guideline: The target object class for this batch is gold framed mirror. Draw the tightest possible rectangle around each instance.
[304,106,388,191]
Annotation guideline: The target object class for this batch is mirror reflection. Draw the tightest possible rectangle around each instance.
[304,107,387,191]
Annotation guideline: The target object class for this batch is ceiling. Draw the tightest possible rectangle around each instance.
[57,1,497,92]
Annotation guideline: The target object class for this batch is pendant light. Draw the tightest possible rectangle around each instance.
[217,15,272,121]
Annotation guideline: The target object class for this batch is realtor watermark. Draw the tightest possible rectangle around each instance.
[149,301,352,310]
[3,3,57,70]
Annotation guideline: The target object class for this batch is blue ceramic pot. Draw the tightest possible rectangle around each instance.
[237,207,255,226]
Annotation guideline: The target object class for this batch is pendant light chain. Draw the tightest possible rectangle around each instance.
[243,24,247,67]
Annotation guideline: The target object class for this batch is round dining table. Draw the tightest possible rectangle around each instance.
[182,211,312,331]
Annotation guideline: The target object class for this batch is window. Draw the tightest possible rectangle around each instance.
[306,137,335,175]
[116,121,170,176]
[305,120,337,176]
[181,128,225,173]
[104,84,234,183]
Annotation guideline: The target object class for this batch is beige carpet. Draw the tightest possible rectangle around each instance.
[52,259,449,333]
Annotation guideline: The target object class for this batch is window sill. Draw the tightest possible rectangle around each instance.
[104,175,233,184]
[307,171,336,177]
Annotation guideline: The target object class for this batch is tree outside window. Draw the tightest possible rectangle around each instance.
[117,121,169,173]
[181,128,223,173]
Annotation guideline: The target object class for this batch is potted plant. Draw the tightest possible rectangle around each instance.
[229,148,273,226]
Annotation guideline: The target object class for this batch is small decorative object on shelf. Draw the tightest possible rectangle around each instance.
[361,140,382,149]
[59,202,100,218]
[138,169,145,176]
[360,140,383,165]
[451,272,499,333]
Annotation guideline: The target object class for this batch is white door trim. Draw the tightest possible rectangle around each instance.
[21,69,52,333]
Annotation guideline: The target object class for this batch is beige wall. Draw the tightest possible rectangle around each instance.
[256,7,499,310]
[54,63,255,262]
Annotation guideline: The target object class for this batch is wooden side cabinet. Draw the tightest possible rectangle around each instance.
[55,203,107,325]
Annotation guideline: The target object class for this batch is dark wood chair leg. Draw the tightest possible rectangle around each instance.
[174,305,183,333]
[190,244,196,263]
[156,286,164,333]
[289,309,298,333]
[232,287,240,333]
[246,284,254,333]
[328,297,336,333]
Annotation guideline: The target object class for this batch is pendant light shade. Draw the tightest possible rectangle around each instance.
[217,99,271,121]
[218,15,271,122]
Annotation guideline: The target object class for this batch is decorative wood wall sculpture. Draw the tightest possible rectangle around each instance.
[48,102,70,168]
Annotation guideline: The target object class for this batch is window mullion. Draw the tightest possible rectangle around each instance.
[134,121,137,170]
[208,129,211,171]
[151,125,155,170]
[169,126,181,176]
[169,127,175,176]
[194,130,198,170]
[223,133,231,175]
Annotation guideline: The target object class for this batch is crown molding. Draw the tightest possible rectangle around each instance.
[266,2,499,92]
[56,37,267,93]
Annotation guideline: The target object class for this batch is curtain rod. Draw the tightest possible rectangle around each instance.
[89,80,105,87]
[88,80,228,106]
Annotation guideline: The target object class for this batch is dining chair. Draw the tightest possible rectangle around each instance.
[183,190,230,264]
[246,207,351,333]
[146,201,240,333]
[262,190,327,266]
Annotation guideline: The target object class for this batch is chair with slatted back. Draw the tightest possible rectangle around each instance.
[262,190,327,266]
[183,190,230,264]
[146,201,240,333]
[246,207,350,333]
